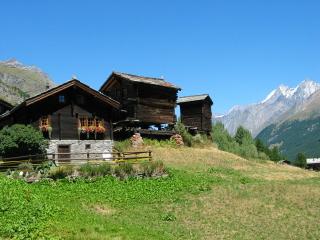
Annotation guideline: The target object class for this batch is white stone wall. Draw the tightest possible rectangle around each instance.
[47,140,114,163]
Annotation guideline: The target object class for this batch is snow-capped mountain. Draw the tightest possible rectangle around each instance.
[215,80,320,137]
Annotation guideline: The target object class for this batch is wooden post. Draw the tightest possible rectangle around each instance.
[149,150,152,161]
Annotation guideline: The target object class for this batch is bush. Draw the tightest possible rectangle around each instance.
[238,144,259,159]
[141,160,167,177]
[17,162,34,171]
[48,166,74,180]
[174,121,193,147]
[79,163,112,178]
[143,138,177,148]
[114,139,131,152]
[234,126,254,145]
[295,152,307,168]
[114,162,135,179]
[0,124,48,158]
[35,161,54,175]
[212,122,238,152]
[268,146,283,162]
[97,163,112,176]
[212,123,273,160]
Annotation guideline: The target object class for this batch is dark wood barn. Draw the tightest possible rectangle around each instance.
[0,99,13,115]
[0,79,120,141]
[177,94,213,134]
[100,72,181,138]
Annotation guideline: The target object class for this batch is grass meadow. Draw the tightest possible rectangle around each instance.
[1,145,320,239]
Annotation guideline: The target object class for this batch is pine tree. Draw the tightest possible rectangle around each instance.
[295,152,307,168]
[234,126,253,145]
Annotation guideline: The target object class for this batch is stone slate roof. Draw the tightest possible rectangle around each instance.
[100,72,181,91]
[177,94,213,104]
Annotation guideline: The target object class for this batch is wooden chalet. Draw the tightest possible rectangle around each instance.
[100,72,181,138]
[0,99,13,115]
[0,79,120,160]
[177,94,213,134]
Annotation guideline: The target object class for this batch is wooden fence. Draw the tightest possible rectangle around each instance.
[0,150,152,170]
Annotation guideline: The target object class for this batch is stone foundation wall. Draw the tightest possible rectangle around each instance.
[47,140,113,163]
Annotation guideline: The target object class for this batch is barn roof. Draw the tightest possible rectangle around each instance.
[100,72,181,91]
[24,79,120,108]
[0,79,120,119]
[0,99,13,109]
[177,94,213,105]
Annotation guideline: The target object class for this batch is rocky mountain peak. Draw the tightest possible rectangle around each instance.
[215,79,320,137]
[0,58,55,105]
[293,80,320,99]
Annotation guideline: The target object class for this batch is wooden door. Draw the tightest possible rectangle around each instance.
[58,145,71,162]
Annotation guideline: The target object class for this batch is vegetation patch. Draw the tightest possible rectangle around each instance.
[6,160,169,183]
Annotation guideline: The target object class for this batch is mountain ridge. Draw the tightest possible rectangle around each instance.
[256,85,320,160]
[0,59,55,105]
[215,80,320,137]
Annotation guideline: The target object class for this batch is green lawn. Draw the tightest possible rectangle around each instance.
[1,146,320,239]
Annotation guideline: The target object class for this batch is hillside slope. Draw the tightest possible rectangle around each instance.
[257,91,320,160]
[1,145,319,240]
[0,59,55,105]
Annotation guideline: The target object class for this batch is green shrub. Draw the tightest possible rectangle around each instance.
[238,144,259,159]
[268,146,283,162]
[258,152,269,160]
[295,152,307,168]
[79,163,96,177]
[0,124,48,158]
[114,139,131,152]
[35,161,54,175]
[235,126,254,145]
[17,162,34,171]
[141,160,167,177]
[48,166,73,180]
[174,121,193,147]
[97,163,112,176]
[114,162,135,179]
[192,134,212,147]
[79,163,112,177]
[212,123,269,160]
[161,212,176,221]
[143,138,177,148]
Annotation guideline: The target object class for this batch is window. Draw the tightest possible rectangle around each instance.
[78,116,106,140]
[39,115,51,139]
[58,95,65,103]
[79,117,88,128]
[40,116,49,127]
[88,118,94,127]
[85,144,91,150]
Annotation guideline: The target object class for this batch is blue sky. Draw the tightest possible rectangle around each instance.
[1,0,319,114]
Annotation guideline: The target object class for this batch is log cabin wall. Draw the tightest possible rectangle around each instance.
[180,102,203,129]
[178,96,213,133]
[201,101,213,132]
[102,75,179,125]
[135,84,177,124]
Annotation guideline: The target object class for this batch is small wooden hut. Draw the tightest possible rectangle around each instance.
[177,94,213,134]
[100,72,181,138]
